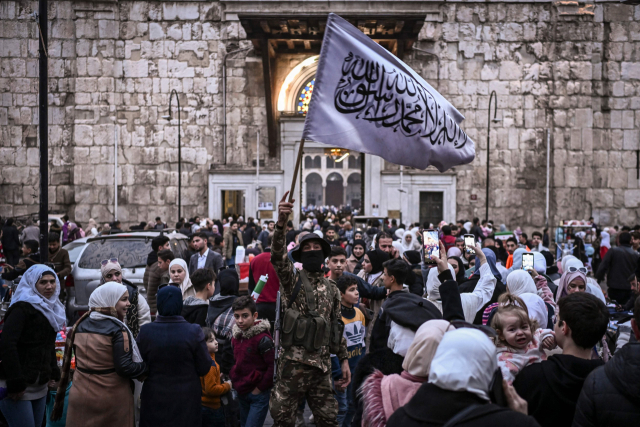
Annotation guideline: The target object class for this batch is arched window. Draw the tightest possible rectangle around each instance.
[348,154,361,169]
[326,156,335,169]
[313,156,321,168]
[297,78,315,115]
[304,156,313,169]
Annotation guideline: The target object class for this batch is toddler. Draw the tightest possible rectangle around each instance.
[201,327,231,427]
[491,293,556,383]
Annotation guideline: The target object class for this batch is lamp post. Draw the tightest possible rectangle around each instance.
[486,90,500,221]
[162,89,182,220]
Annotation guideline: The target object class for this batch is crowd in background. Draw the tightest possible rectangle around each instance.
[0,208,639,427]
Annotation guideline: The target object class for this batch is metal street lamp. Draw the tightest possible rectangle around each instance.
[486,91,501,221]
[162,89,182,220]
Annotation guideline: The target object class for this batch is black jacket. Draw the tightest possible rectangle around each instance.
[351,347,404,427]
[573,342,640,427]
[0,302,60,393]
[514,354,604,427]
[181,298,209,327]
[206,295,238,374]
[595,245,639,290]
[1,225,20,251]
[388,383,540,427]
[1,252,41,281]
[74,317,147,379]
[369,290,442,353]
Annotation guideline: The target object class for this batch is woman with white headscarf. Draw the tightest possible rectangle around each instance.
[168,258,194,299]
[100,259,151,337]
[388,328,539,427]
[425,244,496,323]
[53,282,147,425]
[401,229,421,252]
[0,265,65,427]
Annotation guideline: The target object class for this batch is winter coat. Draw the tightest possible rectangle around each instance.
[206,294,237,374]
[1,225,20,251]
[1,252,41,281]
[595,244,639,290]
[66,317,147,427]
[181,296,209,326]
[201,353,231,410]
[229,319,274,395]
[143,262,170,315]
[137,315,212,427]
[224,230,244,260]
[513,354,604,427]
[345,254,362,275]
[0,302,60,393]
[49,247,72,282]
[387,383,540,427]
[572,342,640,427]
[352,347,405,427]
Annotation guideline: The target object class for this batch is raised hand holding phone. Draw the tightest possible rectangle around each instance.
[430,241,449,273]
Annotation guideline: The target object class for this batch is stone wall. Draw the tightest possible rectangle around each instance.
[1,1,640,230]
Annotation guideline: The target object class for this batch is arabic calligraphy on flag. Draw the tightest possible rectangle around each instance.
[302,14,475,172]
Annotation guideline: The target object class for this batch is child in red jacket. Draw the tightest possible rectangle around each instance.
[229,296,274,427]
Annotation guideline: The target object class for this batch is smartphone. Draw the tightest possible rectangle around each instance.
[423,230,439,264]
[464,234,476,254]
[522,252,534,271]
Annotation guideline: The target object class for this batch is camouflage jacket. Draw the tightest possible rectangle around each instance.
[271,224,348,372]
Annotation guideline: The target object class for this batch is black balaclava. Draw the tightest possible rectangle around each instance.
[366,249,390,275]
[301,250,325,273]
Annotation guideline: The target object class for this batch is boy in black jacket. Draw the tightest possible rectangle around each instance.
[513,292,609,427]
[181,268,215,326]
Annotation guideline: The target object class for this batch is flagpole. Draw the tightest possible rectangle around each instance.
[288,138,305,202]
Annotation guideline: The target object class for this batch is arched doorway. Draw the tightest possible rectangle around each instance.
[346,173,361,209]
[305,173,323,206]
[326,173,344,207]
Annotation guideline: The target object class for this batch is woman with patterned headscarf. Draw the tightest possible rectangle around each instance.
[100,259,151,337]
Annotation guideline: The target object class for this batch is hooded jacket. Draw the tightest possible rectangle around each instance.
[206,294,238,374]
[572,342,640,427]
[181,296,208,326]
[513,354,604,427]
[229,319,274,395]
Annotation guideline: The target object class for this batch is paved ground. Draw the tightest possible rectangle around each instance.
[263,403,315,426]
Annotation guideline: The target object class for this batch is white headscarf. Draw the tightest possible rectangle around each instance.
[519,293,548,329]
[533,252,547,274]
[557,256,606,304]
[401,230,421,252]
[600,231,611,249]
[392,241,405,258]
[168,258,193,298]
[90,282,142,362]
[428,328,496,401]
[506,270,537,297]
[395,228,405,240]
[463,222,472,232]
[387,321,415,357]
[11,264,66,331]
[426,264,457,304]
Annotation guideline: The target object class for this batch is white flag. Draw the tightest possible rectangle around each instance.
[302,14,475,172]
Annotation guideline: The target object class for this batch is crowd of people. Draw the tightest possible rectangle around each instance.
[0,202,639,427]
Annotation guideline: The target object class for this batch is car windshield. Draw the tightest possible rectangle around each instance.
[77,239,151,269]
[65,242,86,264]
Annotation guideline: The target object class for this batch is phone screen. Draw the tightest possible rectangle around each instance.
[423,230,439,262]
[522,253,534,271]
[464,235,476,254]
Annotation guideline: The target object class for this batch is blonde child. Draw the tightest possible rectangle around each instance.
[491,293,556,383]
[201,327,232,427]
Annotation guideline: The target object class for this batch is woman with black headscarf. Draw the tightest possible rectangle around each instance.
[447,255,467,285]
[137,286,212,427]
[346,239,367,274]
[357,249,390,345]
[404,250,426,295]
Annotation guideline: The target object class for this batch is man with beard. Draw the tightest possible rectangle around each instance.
[270,191,349,427]
[47,232,71,283]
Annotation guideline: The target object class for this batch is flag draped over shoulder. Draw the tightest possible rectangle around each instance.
[302,13,475,172]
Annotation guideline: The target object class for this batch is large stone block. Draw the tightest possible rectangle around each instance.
[123,60,149,78]
[163,3,200,20]
[621,62,640,80]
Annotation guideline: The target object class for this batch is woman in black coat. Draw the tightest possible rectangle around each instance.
[137,286,212,427]
[0,265,66,427]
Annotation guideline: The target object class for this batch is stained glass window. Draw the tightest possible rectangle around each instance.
[297,78,315,115]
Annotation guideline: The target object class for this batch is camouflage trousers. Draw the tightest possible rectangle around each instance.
[269,360,338,427]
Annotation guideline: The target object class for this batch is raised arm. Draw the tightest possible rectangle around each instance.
[270,192,295,295]
[461,246,496,322]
